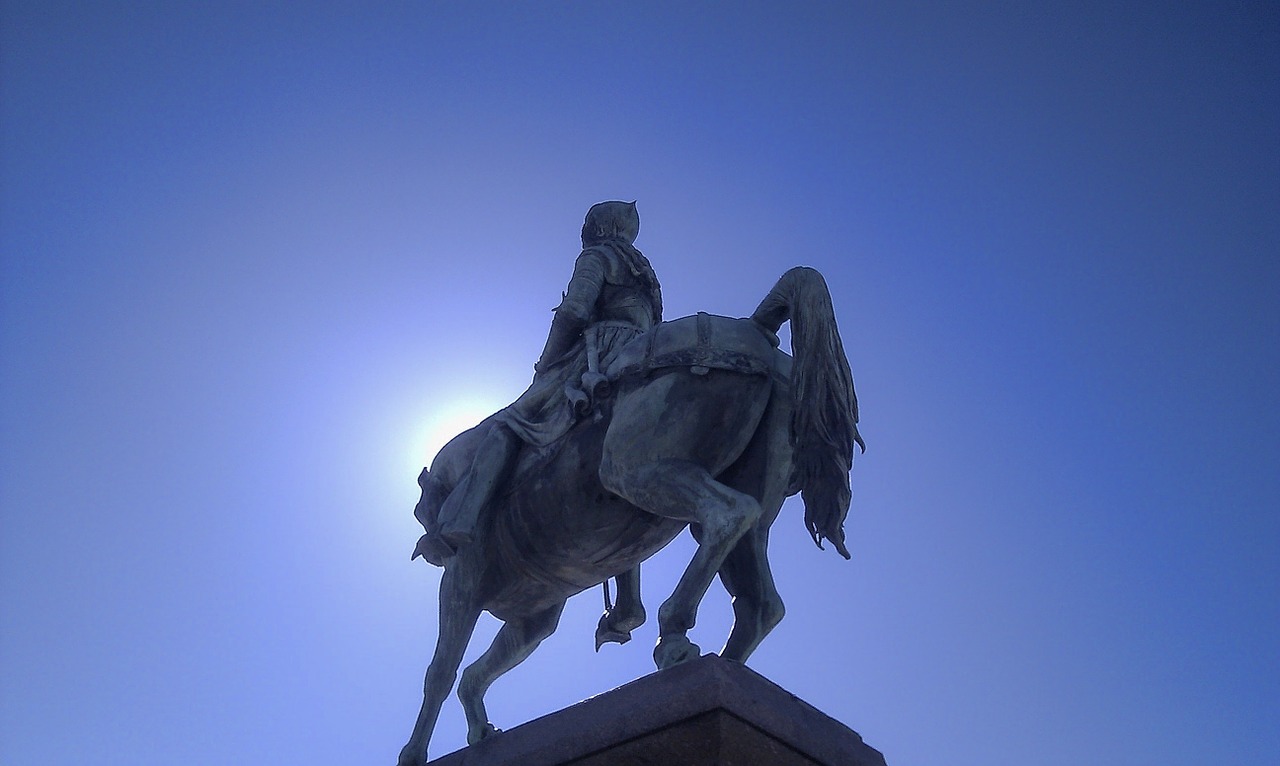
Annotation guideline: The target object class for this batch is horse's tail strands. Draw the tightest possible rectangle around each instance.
[752,267,862,560]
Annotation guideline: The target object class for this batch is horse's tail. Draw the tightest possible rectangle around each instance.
[751,266,864,559]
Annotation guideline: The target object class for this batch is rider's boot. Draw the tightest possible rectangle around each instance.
[437,425,519,549]
[411,467,456,566]
[595,567,646,650]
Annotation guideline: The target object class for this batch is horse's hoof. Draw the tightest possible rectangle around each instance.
[467,722,501,745]
[653,635,701,669]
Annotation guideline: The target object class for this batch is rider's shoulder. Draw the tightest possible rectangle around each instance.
[574,244,657,297]
[573,245,610,269]
[575,245,628,279]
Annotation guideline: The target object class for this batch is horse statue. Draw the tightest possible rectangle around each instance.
[398,266,864,766]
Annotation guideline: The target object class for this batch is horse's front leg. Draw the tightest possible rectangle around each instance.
[398,559,482,766]
[457,601,566,744]
[600,458,762,669]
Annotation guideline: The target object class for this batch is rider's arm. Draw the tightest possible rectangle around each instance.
[534,249,606,372]
[557,249,607,324]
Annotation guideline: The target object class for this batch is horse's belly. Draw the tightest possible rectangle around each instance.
[485,434,684,618]
[488,517,683,619]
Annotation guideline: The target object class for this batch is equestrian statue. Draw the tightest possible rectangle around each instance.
[398,201,864,766]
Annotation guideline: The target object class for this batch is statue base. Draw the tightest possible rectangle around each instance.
[428,653,887,765]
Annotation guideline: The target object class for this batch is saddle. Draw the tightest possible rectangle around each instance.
[503,313,788,497]
[606,312,785,382]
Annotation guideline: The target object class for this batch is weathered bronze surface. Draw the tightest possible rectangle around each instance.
[400,202,863,766]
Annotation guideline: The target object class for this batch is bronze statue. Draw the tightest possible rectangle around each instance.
[399,202,864,766]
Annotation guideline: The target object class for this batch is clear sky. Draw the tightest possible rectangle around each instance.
[2,3,1277,765]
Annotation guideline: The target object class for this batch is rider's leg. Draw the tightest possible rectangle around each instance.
[437,424,518,548]
[411,467,456,566]
[595,566,646,649]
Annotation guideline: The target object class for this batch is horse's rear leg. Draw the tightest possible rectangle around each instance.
[716,386,791,663]
[457,601,565,745]
[398,562,482,766]
[717,526,785,662]
[601,373,770,669]
[601,458,762,669]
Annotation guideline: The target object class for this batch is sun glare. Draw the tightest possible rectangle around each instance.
[409,394,504,471]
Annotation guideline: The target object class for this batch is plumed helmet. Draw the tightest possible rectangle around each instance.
[581,200,640,246]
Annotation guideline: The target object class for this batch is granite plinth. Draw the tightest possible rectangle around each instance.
[427,654,886,766]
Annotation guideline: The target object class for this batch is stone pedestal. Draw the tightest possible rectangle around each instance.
[428,654,887,766]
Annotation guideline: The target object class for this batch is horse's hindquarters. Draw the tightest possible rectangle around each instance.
[605,369,774,483]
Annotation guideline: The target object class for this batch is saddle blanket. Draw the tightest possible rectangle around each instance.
[606,312,786,381]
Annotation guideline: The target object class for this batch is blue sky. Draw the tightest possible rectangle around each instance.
[2,3,1277,764]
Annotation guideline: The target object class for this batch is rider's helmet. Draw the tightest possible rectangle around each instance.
[581,201,640,247]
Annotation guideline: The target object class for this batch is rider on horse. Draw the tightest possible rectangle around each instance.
[420,201,663,559]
